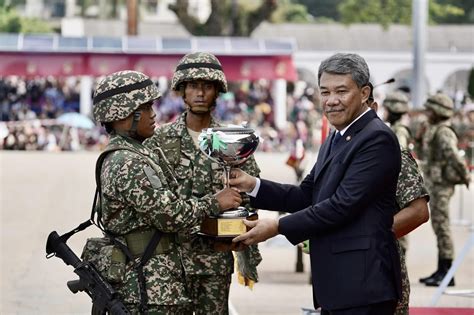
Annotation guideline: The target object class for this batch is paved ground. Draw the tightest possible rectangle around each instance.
[1,151,473,314]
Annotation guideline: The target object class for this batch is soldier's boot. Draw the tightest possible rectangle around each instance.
[419,257,441,284]
[424,259,455,287]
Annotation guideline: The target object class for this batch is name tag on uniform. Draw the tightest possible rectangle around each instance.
[144,166,162,189]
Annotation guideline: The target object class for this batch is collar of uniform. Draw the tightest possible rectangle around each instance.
[108,134,152,157]
[168,112,220,138]
[434,120,452,128]
[167,112,187,138]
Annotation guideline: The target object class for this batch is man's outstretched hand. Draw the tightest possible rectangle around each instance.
[232,218,279,246]
[228,169,257,193]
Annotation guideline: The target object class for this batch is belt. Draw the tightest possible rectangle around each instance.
[124,229,173,257]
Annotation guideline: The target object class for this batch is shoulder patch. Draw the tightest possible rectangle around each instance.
[144,165,162,189]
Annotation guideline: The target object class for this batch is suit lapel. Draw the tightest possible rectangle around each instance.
[312,131,335,182]
[313,110,377,183]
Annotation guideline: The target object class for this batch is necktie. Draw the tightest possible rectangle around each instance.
[329,132,342,154]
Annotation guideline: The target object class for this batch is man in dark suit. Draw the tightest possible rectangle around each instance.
[230,53,402,314]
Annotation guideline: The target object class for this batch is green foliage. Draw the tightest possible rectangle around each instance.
[272,0,311,23]
[20,17,53,33]
[429,1,464,23]
[294,0,343,21]
[0,7,22,32]
[338,0,465,28]
[0,6,52,33]
[468,68,474,99]
[435,0,474,23]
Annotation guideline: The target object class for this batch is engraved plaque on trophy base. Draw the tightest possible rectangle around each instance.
[199,208,258,239]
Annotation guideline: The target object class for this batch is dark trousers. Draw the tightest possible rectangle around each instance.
[321,300,397,315]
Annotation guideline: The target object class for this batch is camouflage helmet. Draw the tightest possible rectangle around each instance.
[171,52,228,93]
[383,92,409,114]
[93,70,161,123]
[424,93,454,118]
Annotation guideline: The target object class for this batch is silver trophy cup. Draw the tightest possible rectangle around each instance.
[198,127,260,238]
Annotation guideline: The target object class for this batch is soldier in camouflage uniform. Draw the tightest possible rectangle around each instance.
[383,91,412,149]
[369,94,429,315]
[91,70,242,314]
[145,52,262,315]
[419,93,470,287]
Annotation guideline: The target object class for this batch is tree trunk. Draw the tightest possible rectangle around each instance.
[127,0,138,35]
[169,0,278,36]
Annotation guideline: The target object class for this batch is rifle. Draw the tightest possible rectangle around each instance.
[46,229,130,315]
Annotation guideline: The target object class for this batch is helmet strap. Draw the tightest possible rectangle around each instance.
[129,110,142,137]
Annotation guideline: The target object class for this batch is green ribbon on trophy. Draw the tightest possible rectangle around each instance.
[211,132,228,151]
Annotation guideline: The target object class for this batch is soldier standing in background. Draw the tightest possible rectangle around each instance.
[419,93,471,287]
[91,70,242,313]
[145,52,262,315]
[383,91,412,149]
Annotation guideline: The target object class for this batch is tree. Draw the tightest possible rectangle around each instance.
[435,0,474,23]
[271,0,312,23]
[294,0,343,22]
[0,6,52,33]
[168,0,278,36]
[338,0,464,28]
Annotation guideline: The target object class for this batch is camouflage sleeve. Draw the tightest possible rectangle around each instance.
[116,156,220,233]
[395,127,410,149]
[438,127,468,172]
[396,150,429,209]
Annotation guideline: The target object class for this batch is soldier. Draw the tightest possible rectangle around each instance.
[419,93,470,287]
[145,52,262,315]
[383,91,412,149]
[92,70,242,314]
[368,89,429,314]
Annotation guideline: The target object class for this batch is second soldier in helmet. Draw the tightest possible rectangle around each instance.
[383,91,412,149]
[145,52,262,315]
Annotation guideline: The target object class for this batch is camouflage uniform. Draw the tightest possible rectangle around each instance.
[145,52,262,315]
[394,149,429,315]
[419,93,470,287]
[422,94,470,260]
[383,92,411,149]
[92,70,222,314]
[392,121,412,150]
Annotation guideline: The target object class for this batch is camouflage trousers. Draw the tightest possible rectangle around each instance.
[397,236,408,253]
[395,240,409,315]
[429,185,455,259]
[187,274,232,315]
[124,304,192,315]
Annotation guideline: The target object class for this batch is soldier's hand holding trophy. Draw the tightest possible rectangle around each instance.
[198,126,260,247]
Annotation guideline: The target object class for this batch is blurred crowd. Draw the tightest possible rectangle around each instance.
[0,76,324,153]
[1,76,473,170]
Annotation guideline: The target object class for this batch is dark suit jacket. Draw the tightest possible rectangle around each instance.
[251,110,402,311]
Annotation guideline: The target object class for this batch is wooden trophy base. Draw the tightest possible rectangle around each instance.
[199,210,258,239]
